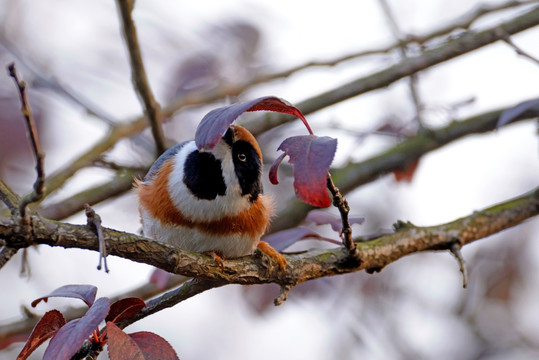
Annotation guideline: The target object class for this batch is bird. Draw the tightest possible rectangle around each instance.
[135,124,286,270]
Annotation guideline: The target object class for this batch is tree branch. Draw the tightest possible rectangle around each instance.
[39,168,145,221]
[1,186,537,289]
[0,187,537,347]
[243,4,539,134]
[41,5,539,199]
[0,181,20,215]
[7,63,45,222]
[115,0,166,156]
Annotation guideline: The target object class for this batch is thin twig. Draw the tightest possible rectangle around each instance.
[497,27,539,65]
[84,204,109,273]
[0,180,20,216]
[408,0,539,44]
[326,174,360,260]
[0,31,117,125]
[117,278,225,329]
[274,284,292,306]
[7,63,45,222]
[378,0,424,127]
[450,241,468,288]
[115,0,166,156]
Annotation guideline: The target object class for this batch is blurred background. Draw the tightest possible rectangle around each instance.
[0,0,538,359]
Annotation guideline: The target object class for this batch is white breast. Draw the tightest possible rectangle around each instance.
[140,208,259,258]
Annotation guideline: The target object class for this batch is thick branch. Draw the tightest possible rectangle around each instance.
[115,0,166,156]
[1,187,537,287]
[0,187,537,346]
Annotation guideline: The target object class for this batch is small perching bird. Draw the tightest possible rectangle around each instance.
[135,123,286,269]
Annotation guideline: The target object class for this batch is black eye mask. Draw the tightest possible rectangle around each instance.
[232,140,262,202]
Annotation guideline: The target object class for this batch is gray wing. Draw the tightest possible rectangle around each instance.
[144,141,191,182]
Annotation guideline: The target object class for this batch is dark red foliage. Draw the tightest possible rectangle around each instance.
[31,284,98,308]
[42,297,110,360]
[107,322,143,360]
[106,298,146,324]
[195,96,312,151]
[107,322,179,360]
[16,310,66,360]
[270,135,337,207]
[129,331,179,360]
[392,159,420,182]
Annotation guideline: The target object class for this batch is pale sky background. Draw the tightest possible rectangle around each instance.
[0,0,538,359]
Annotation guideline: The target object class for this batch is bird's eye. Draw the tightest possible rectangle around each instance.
[237,153,247,162]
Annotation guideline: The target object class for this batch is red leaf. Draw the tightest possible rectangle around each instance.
[262,227,341,252]
[195,96,312,151]
[306,209,365,232]
[130,332,179,360]
[392,159,419,182]
[16,310,66,360]
[31,284,98,308]
[269,153,286,185]
[271,135,337,207]
[43,297,110,360]
[106,298,146,324]
[107,323,179,360]
[107,322,144,360]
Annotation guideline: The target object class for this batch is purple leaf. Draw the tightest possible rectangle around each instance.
[497,98,539,127]
[195,96,312,151]
[270,135,337,207]
[31,284,98,308]
[16,310,66,360]
[263,226,341,252]
[268,153,286,185]
[43,297,110,360]
[306,209,365,232]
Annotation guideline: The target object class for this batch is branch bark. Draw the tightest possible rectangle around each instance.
[115,0,166,156]
[1,186,537,288]
[0,185,537,347]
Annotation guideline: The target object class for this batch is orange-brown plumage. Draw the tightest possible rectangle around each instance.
[135,124,286,269]
[136,158,271,237]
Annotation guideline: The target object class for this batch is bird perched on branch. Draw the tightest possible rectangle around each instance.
[135,124,286,270]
